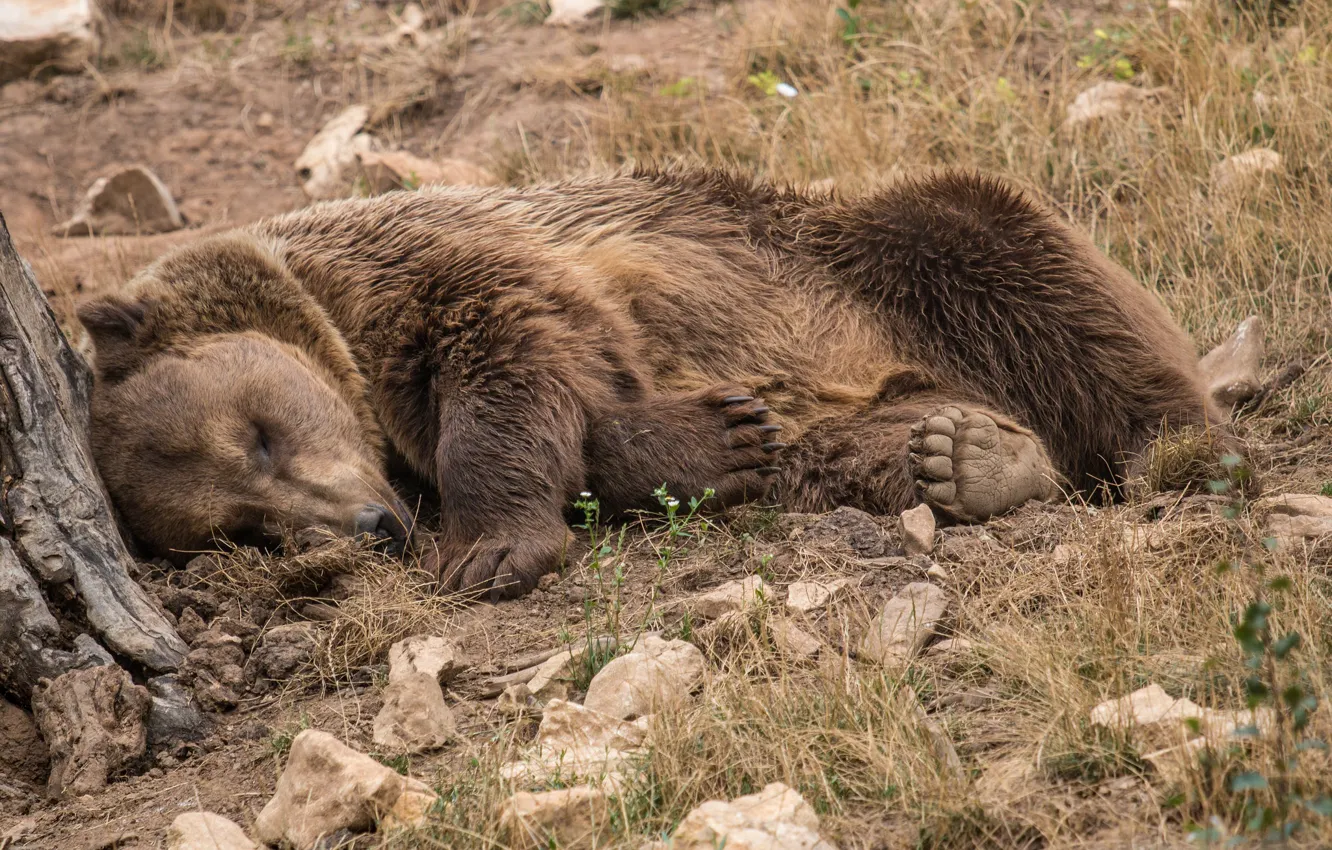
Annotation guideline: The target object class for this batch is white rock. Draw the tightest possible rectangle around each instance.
[689,576,770,619]
[545,0,603,26]
[900,504,936,556]
[499,787,612,850]
[498,683,537,716]
[784,579,850,615]
[925,637,975,657]
[770,619,822,660]
[254,729,438,849]
[295,105,373,200]
[500,745,639,791]
[1091,684,1201,731]
[1092,684,1277,754]
[1143,736,1210,786]
[584,636,705,720]
[372,671,455,753]
[357,150,498,194]
[1051,543,1079,565]
[670,783,837,850]
[1258,494,1332,550]
[1166,0,1193,12]
[537,698,647,753]
[1259,494,1332,517]
[387,635,467,685]
[525,641,604,703]
[858,583,948,665]
[1063,82,1160,131]
[0,0,98,85]
[166,812,258,850]
[1199,316,1265,409]
[1211,148,1283,197]
[1120,524,1167,554]
[53,166,184,237]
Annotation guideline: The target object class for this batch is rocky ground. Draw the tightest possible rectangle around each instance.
[2,0,1332,848]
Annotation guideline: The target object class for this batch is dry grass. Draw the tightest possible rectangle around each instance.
[191,537,467,688]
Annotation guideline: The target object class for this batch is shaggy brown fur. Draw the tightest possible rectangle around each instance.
[78,167,1230,597]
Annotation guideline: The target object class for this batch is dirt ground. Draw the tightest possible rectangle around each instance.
[3,0,1332,847]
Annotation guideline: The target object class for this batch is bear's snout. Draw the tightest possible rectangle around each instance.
[352,502,414,552]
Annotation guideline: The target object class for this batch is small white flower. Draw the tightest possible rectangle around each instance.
[666,498,680,507]
[775,82,798,98]
[579,491,592,498]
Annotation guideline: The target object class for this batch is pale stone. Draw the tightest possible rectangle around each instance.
[1260,493,1332,518]
[545,0,603,26]
[500,745,639,791]
[498,683,537,716]
[925,637,975,657]
[689,576,770,619]
[1063,82,1161,130]
[925,564,949,581]
[770,619,822,660]
[1092,684,1277,754]
[166,812,258,850]
[54,166,184,237]
[537,698,647,753]
[584,636,705,720]
[1200,316,1265,409]
[31,665,151,798]
[526,645,586,703]
[357,150,497,194]
[1143,736,1210,786]
[1120,524,1167,553]
[387,635,467,685]
[900,504,936,556]
[372,671,455,753]
[499,787,611,850]
[784,580,850,615]
[1258,494,1332,550]
[1091,684,1201,729]
[858,583,948,665]
[670,783,836,850]
[1211,149,1283,197]
[254,730,437,849]
[1091,684,1205,751]
[295,105,373,200]
[0,0,98,84]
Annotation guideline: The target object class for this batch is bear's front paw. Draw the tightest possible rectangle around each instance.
[425,525,572,600]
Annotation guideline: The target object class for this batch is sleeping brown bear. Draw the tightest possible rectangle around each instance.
[77,167,1232,598]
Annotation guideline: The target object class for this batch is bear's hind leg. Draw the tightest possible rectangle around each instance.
[781,393,1063,521]
[583,383,784,515]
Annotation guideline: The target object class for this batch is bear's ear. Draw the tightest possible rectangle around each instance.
[76,295,151,343]
[76,295,155,376]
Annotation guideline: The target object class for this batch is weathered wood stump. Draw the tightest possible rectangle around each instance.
[0,212,187,702]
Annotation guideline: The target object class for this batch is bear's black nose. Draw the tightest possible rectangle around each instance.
[354,503,412,550]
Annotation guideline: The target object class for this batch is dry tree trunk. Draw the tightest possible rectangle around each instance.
[0,213,187,701]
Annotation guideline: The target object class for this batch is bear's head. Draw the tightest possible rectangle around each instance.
[76,236,413,562]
